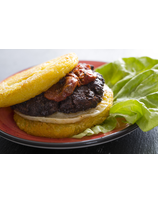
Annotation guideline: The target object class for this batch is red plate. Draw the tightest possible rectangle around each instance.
[0,61,138,149]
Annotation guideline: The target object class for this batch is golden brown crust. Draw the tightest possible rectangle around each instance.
[13,88,113,138]
[0,53,78,107]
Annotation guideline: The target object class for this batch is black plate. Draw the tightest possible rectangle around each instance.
[0,60,138,149]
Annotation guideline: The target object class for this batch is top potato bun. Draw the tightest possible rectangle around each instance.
[0,53,78,107]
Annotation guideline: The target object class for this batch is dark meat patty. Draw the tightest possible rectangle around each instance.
[12,72,105,116]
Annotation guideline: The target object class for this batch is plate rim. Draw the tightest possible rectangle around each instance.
[0,124,138,149]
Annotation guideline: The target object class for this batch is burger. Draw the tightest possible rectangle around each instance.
[0,53,113,138]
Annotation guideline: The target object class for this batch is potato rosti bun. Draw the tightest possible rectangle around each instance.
[14,85,113,138]
[0,53,78,107]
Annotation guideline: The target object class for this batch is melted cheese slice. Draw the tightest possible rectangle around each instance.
[15,85,111,124]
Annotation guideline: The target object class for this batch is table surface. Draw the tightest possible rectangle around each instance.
[1,49,158,154]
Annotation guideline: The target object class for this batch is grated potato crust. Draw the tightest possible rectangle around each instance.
[0,53,78,107]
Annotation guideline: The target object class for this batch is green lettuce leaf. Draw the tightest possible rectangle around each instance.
[72,116,117,139]
[96,57,158,97]
[96,57,158,132]
[73,56,158,138]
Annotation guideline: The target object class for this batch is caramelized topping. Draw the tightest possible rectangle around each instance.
[44,63,97,102]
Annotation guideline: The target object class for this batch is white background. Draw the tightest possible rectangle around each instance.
[1,49,158,82]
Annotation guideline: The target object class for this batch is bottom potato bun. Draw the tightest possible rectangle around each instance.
[13,86,113,138]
